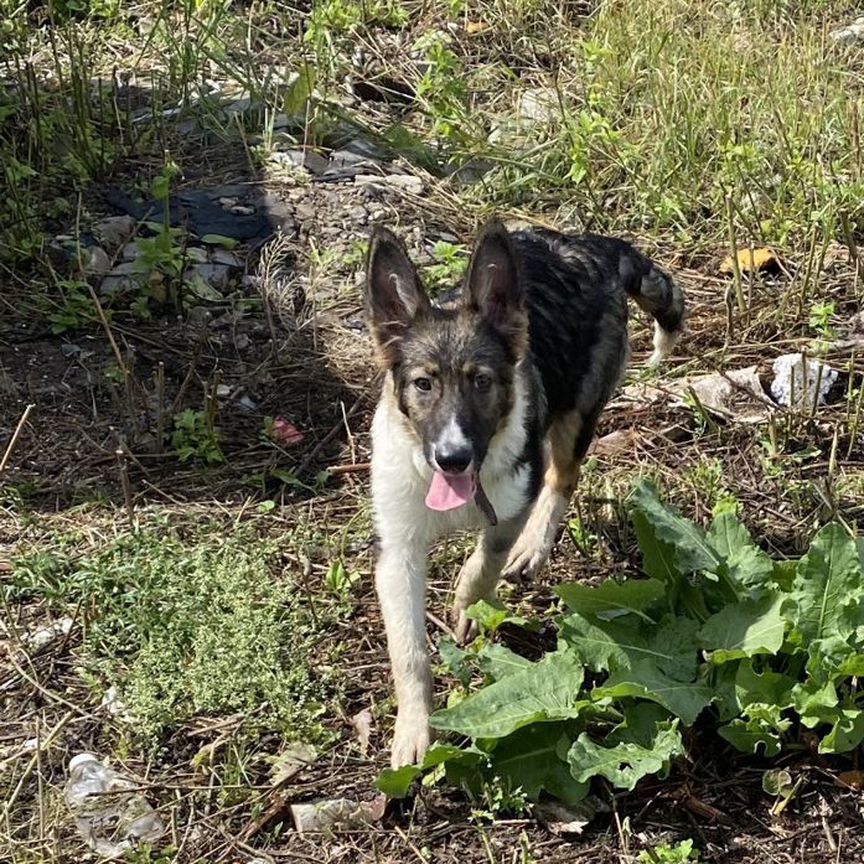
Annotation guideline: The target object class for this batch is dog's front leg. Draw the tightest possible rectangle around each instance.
[376,540,433,768]
[452,515,525,643]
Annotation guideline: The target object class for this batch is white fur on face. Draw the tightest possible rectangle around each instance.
[433,416,472,468]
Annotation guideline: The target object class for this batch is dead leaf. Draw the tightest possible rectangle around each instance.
[587,428,640,457]
[291,796,386,834]
[837,770,864,790]
[533,799,597,835]
[719,247,780,275]
[466,20,491,34]
[269,742,317,786]
[677,366,776,423]
[621,367,775,424]
[351,708,373,757]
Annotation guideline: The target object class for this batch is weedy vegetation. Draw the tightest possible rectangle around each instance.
[380,483,864,801]
[2,0,864,861]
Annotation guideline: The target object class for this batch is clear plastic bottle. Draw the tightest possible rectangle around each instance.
[64,753,165,856]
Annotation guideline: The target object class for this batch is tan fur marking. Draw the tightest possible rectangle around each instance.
[545,410,584,495]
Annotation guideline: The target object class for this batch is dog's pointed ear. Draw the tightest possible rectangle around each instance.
[464,220,528,358]
[365,226,430,365]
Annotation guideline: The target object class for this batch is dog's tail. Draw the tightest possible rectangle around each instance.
[625,259,685,366]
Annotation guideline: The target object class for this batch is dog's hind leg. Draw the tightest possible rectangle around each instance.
[451,515,527,643]
[502,409,597,581]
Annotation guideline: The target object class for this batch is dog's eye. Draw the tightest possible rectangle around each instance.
[414,377,432,392]
[474,373,492,393]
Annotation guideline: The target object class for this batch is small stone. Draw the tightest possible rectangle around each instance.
[187,306,212,326]
[235,333,251,350]
[273,149,330,175]
[191,262,231,291]
[210,248,241,267]
[230,205,256,216]
[107,261,140,276]
[185,247,208,263]
[519,86,558,122]
[342,136,388,160]
[83,246,111,276]
[348,205,368,225]
[355,173,424,196]
[830,20,864,44]
[294,202,316,223]
[92,215,136,251]
[225,97,253,115]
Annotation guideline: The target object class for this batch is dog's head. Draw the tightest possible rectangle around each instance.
[364,220,528,513]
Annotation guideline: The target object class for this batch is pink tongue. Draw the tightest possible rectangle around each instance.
[425,472,476,511]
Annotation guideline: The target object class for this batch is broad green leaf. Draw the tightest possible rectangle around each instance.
[200,233,238,249]
[833,653,864,678]
[631,508,680,583]
[771,559,798,591]
[376,765,420,797]
[699,594,785,663]
[375,742,484,796]
[489,723,588,805]
[568,719,682,791]
[783,523,862,644]
[595,660,712,726]
[561,613,698,681]
[820,708,864,753]
[476,643,533,681]
[556,578,665,622]
[628,480,722,576]
[792,678,838,720]
[437,637,471,687]
[719,703,790,756]
[710,662,742,721]
[607,702,674,747]
[652,615,700,681]
[283,67,316,115]
[707,512,774,596]
[734,660,795,709]
[429,651,585,739]
[559,613,634,671]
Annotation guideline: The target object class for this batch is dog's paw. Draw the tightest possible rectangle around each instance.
[502,535,552,582]
[451,599,479,645]
[391,712,431,769]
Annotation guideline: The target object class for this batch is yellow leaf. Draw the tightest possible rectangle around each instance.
[466,20,491,35]
[837,770,864,790]
[719,247,779,275]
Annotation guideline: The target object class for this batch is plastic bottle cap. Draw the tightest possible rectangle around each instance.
[69,753,100,772]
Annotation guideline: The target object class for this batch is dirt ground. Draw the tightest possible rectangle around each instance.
[3,153,864,863]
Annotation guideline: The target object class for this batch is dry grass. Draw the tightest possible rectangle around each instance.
[2,0,864,861]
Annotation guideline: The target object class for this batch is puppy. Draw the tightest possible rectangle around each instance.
[364,220,684,767]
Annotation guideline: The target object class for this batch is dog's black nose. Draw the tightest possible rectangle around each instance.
[435,447,472,474]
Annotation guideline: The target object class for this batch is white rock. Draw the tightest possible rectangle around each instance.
[770,353,838,409]
[830,20,864,44]
[93,215,136,251]
[23,617,73,651]
[83,246,111,277]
